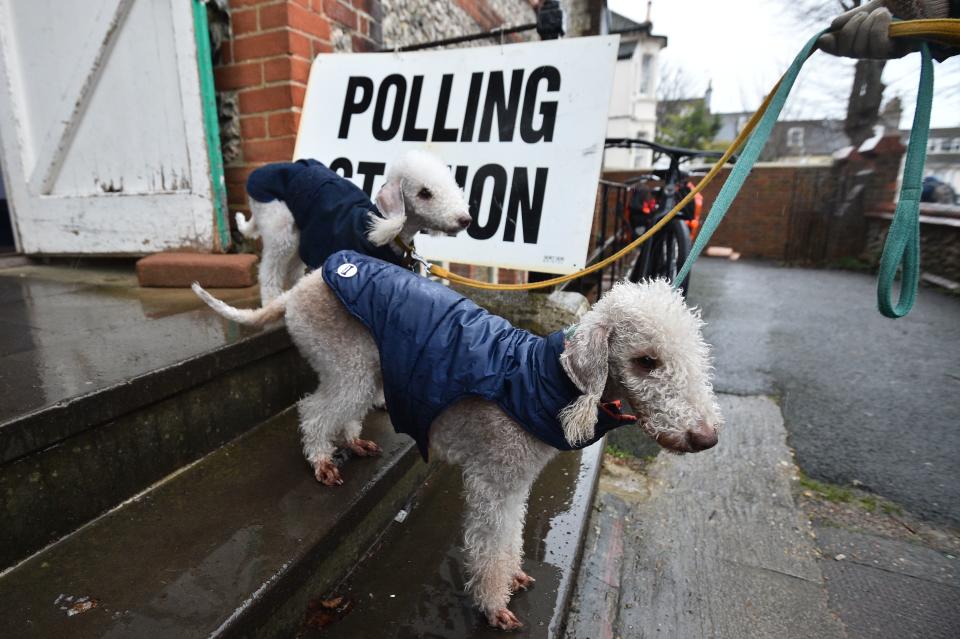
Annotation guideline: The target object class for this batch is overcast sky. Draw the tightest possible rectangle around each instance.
[608,0,960,129]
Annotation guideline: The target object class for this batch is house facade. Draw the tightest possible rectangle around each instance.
[920,127,960,196]
[602,6,666,170]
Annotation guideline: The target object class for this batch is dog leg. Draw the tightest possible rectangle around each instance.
[252,200,299,305]
[340,419,382,457]
[297,390,342,485]
[462,465,537,630]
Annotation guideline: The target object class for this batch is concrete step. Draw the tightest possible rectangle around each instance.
[0,408,429,638]
[0,265,316,568]
[310,443,604,638]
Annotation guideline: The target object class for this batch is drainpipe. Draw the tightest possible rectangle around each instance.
[191,0,230,252]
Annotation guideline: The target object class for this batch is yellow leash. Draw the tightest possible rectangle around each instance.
[422,20,959,292]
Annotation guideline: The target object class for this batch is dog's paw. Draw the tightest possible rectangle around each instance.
[346,439,382,457]
[313,460,343,486]
[510,570,535,592]
[487,608,522,631]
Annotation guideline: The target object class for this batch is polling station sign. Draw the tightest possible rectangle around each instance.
[294,36,618,274]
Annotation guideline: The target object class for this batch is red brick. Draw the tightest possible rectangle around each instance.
[233,31,292,61]
[239,84,294,113]
[290,84,307,108]
[258,2,289,29]
[229,0,281,7]
[289,30,313,58]
[220,40,233,64]
[263,58,289,82]
[312,39,333,56]
[288,2,332,39]
[225,166,255,187]
[323,0,356,28]
[226,181,248,207]
[213,62,262,91]
[240,115,267,139]
[243,137,296,162]
[231,8,258,34]
[268,111,300,137]
[136,253,259,288]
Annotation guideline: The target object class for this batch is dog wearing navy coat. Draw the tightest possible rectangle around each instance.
[236,149,472,304]
[193,251,722,631]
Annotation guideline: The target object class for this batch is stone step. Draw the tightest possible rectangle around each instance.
[308,442,604,638]
[0,265,315,568]
[0,408,429,638]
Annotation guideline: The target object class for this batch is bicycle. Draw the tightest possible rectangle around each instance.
[603,139,726,295]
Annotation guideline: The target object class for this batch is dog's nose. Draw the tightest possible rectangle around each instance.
[686,423,718,452]
[457,214,472,229]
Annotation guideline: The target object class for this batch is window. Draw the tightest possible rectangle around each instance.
[639,54,654,95]
[951,138,960,152]
[787,127,804,148]
[928,138,944,153]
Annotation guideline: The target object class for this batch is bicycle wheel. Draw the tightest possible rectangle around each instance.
[659,218,691,294]
[627,224,655,283]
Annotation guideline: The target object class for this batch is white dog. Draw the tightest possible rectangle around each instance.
[193,255,721,631]
[236,150,472,304]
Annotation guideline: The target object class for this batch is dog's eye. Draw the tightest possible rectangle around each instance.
[633,356,659,371]
[417,187,433,200]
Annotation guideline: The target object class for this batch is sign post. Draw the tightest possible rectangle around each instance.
[295,36,618,275]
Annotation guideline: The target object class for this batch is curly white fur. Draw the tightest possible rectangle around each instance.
[192,275,721,630]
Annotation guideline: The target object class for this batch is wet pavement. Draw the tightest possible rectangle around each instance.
[314,444,602,638]
[0,263,261,430]
[567,395,843,639]
[688,259,960,525]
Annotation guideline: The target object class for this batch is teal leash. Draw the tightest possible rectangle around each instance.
[674,31,934,320]
[877,43,932,317]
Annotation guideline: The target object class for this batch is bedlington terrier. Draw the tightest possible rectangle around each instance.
[192,253,721,631]
[236,149,471,304]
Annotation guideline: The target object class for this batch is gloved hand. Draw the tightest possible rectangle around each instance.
[818,0,950,59]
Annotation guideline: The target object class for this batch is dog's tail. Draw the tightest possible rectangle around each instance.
[235,212,259,239]
[191,282,287,327]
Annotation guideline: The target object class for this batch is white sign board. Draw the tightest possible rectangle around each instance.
[295,36,618,274]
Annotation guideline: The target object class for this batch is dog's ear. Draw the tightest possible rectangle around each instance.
[559,317,611,446]
[367,178,407,246]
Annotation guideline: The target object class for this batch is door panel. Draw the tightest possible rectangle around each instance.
[0,0,219,254]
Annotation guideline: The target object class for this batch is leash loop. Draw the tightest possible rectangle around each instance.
[876,42,933,318]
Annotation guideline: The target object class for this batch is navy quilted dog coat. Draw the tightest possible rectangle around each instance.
[322,250,637,460]
[246,159,403,269]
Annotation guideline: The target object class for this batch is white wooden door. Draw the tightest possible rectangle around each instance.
[0,0,222,254]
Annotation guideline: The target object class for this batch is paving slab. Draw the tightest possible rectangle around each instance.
[815,525,960,639]
[566,394,845,639]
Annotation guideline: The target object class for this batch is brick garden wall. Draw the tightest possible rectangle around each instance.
[601,134,907,266]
